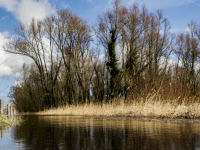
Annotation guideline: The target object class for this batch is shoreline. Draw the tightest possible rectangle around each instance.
[20,100,200,124]
[20,113,200,124]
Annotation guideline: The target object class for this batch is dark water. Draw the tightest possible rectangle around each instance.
[1,116,200,150]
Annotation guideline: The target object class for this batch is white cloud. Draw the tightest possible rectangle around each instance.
[0,32,33,78]
[0,0,56,24]
[59,1,70,9]
[170,28,179,33]
[187,0,200,7]
[0,0,18,12]
[13,80,23,87]
[0,0,56,78]
[2,16,9,20]
[185,27,190,33]
[16,0,55,24]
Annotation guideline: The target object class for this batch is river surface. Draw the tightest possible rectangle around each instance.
[1,116,200,150]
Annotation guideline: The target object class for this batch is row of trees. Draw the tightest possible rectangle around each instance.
[4,0,200,112]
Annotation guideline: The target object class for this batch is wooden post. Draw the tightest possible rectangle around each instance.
[10,105,13,116]
[13,107,16,116]
[0,99,3,117]
[7,104,10,116]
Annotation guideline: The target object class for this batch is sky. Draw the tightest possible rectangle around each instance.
[0,0,200,107]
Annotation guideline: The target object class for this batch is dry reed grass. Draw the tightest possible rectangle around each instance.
[35,96,200,119]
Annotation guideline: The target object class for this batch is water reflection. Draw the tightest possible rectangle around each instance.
[1,116,200,149]
[1,129,3,138]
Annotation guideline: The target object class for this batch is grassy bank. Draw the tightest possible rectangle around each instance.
[34,98,200,119]
[0,117,21,129]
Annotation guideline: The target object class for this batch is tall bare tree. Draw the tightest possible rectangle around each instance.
[94,0,128,100]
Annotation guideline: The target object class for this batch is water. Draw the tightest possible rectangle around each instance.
[1,116,200,150]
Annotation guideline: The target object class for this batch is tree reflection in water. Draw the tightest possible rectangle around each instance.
[10,116,200,150]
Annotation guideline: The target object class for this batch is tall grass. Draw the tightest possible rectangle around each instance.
[0,117,16,129]
[35,95,200,119]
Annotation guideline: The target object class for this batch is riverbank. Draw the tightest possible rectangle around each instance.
[0,117,21,129]
[32,99,200,119]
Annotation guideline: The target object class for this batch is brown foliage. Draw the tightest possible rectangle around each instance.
[4,1,200,112]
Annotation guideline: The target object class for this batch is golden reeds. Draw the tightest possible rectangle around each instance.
[35,96,200,119]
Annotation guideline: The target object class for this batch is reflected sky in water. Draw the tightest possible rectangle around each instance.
[1,116,200,150]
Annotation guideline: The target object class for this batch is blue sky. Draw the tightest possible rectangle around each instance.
[0,0,200,107]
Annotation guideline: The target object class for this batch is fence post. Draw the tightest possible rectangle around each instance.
[13,106,16,116]
[7,104,10,116]
[0,99,2,117]
[11,105,13,116]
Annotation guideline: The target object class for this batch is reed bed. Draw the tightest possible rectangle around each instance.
[36,97,200,119]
